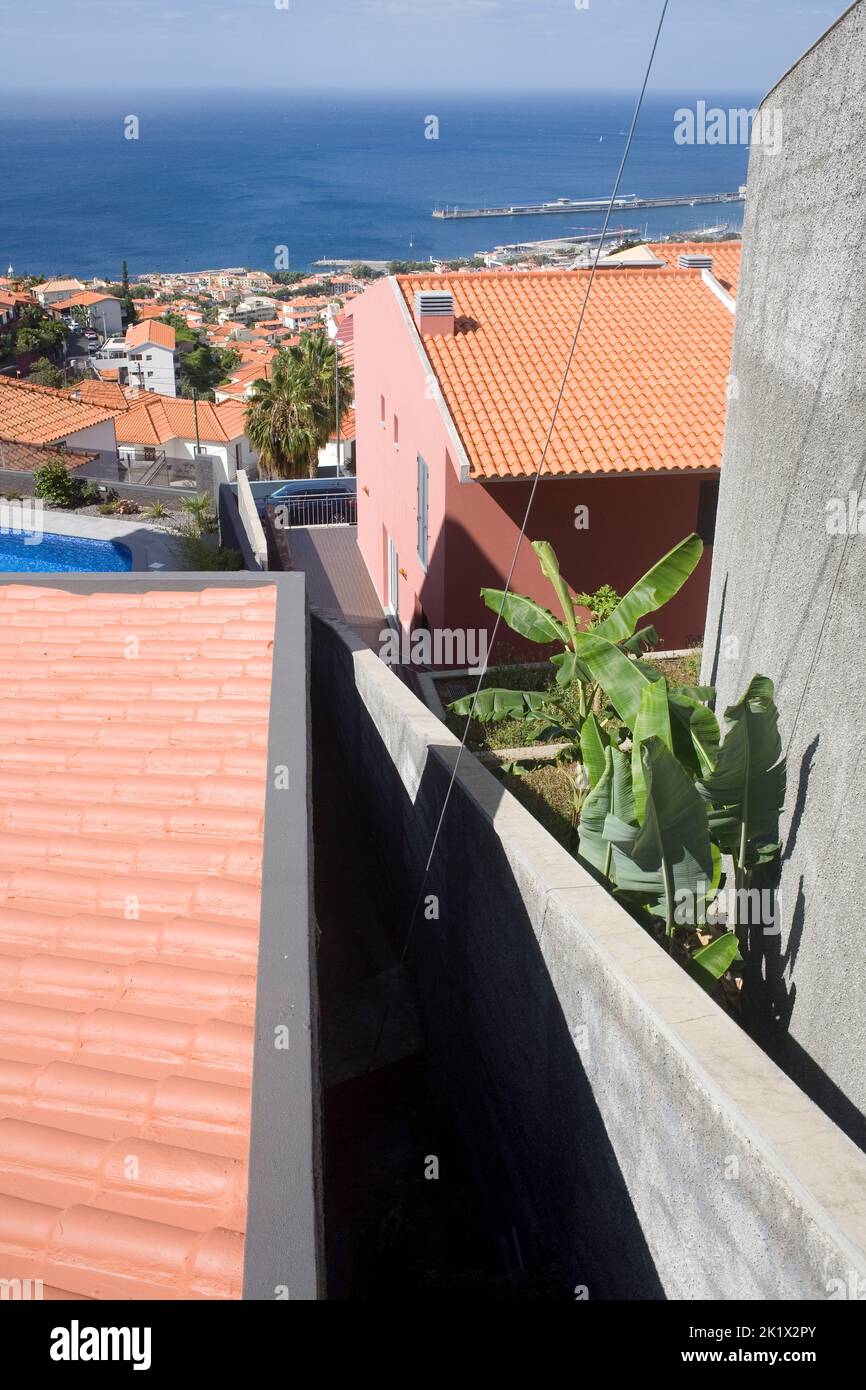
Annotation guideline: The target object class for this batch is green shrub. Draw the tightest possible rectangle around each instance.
[179,533,244,571]
[33,457,85,508]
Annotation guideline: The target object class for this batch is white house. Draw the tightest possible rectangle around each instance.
[33,278,86,307]
[115,393,257,480]
[91,320,179,396]
[51,290,124,338]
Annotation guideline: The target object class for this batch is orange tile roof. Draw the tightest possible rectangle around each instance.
[131,303,166,321]
[115,394,247,447]
[398,268,735,480]
[65,381,130,411]
[126,320,176,351]
[35,279,84,296]
[0,378,120,446]
[0,583,277,1300]
[51,291,115,311]
[0,441,98,474]
[648,241,742,297]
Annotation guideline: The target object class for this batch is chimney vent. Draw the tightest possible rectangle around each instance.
[678,253,714,271]
[414,289,455,337]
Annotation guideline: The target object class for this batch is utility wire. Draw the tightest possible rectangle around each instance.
[367,0,671,1070]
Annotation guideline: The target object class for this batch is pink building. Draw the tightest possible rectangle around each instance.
[349,247,739,660]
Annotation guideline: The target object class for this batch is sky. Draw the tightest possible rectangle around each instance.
[0,0,855,96]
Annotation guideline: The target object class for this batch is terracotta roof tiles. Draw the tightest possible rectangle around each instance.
[0,584,277,1301]
[0,377,120,446]
[398,267,735,480]
[126,320,176,351]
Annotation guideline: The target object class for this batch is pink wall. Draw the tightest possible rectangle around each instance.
[353,276,450,634]
[354,276,714,663]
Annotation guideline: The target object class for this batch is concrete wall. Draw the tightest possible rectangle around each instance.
[311,608,866,1299]
[702,0,866,1146]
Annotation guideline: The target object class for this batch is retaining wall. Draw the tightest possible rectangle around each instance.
[312,610,866,1300]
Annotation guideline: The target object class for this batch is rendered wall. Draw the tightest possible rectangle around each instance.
[702,0,866,1146]
[311,609,866,1300]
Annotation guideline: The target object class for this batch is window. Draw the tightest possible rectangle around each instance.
[386,534,399,615]
[697,479,720,545]
[393,415,399,449]
[417,454,429,569]
[380,395,386,428]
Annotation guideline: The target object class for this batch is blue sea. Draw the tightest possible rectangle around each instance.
[0,91,754,278]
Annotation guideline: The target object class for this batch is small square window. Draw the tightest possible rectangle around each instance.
[698,479,720,545]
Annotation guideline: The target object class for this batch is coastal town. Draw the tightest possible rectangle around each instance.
[0,0,864,1328]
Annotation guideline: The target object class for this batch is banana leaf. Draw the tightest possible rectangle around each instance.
[572,630,652,728]
[448,687,551,723]
[579,712,610,789]
[577,745,634,882]
[531,540,579,644]
[593,534,704,644]
[688,932,741,992]
[618,625,660,655]
[551,649,593,687]
[603,738,714,929]
[480,588,569,646]
[697,675,786,862]
[631,678,674,822]
[668,688,720,778]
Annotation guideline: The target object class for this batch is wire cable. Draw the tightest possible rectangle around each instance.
[367,0,671,1070]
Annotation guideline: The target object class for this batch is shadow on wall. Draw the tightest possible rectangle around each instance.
[705,564,866,1155]
[311,613,665,1299]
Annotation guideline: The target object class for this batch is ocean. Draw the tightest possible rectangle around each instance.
[0,91,754,279]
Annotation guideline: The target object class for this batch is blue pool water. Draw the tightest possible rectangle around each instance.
[0,531,133,573]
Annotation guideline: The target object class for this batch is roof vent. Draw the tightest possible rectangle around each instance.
[678,253,714,271]
[414,289,455,337]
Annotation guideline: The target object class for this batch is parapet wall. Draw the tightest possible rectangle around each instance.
[312,610,866,1299]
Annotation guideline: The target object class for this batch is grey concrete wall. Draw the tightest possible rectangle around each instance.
[702,0,866,1144]
[311,610,866,1300]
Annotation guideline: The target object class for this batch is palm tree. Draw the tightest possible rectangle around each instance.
[244,335,353,480]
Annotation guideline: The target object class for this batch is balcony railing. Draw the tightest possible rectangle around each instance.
[268,491,358,529]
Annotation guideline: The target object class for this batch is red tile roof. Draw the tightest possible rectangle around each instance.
[126,321,176,351]
[398,268,735,480]
[648,241,742,297]
[0,441,98,474]
[65,381,130,411]
[51,292,115,311]
[0,378,120,446]
[116,394,247,447]
[0,583,277,1300]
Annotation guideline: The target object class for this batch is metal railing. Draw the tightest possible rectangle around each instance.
[268,491,357,529]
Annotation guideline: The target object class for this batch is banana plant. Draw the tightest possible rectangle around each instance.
[578,738,739,986]
[697,676,787,953]
[449,534,706,743]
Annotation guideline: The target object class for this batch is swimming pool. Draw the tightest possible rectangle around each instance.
[0,531,133,573]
